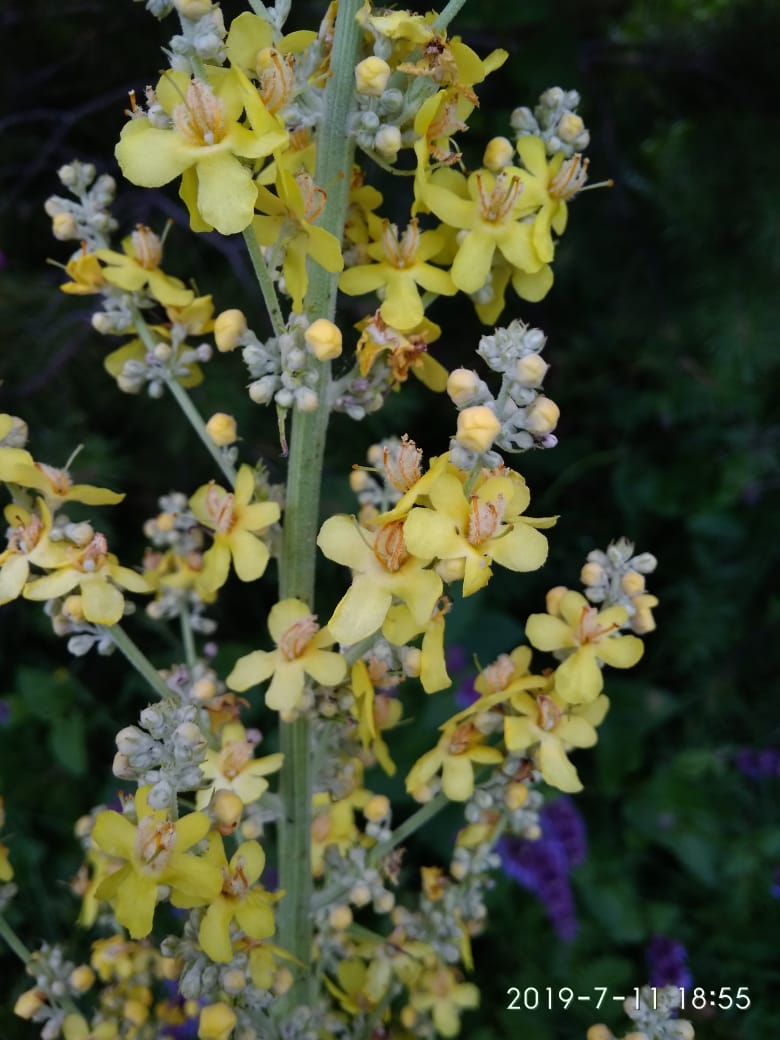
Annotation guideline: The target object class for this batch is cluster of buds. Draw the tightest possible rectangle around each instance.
[44,161,117,250]
[511,86,591,159]
[240,313,334,414]
[113,698,208,810]
[580,538,659,634]
[169,0,227,69]
[447,319,559,470]
[45,597,118,657]
[14,944,94,1040]
[114,324,212,398]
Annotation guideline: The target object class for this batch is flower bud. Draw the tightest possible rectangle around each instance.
[214,309,247,352]
[14,988,46,1019]
[328,904,353,930]
[483,136,514,173]
[504,783,528,810]
[375,125,402,161]
[349,882,372,907]
[349,469,372,493]
[447,368,482,406]
[124,998,149,1027]
[456,405,501,453]
[580,561,605,587]
[630,608,656,635]
[514,353,549,387]
[175,0,213,16]
[402,647,422,677]
[305,318,342,360]
[525,395,560,436]
[355,56,392,96]
[221,969,246,994]
[621,570,645,596]
[63,595,85,621]
[192,677,217,702]
[295,387,319,413]
[199,1003,237,1040]
[213,790,244,834]
[273,966,294,995]
[364,794,390,821]
[558,112,585,144]
[545,585,568,615]
[205,412,238,447]
[586,1028,614,1040]
[52,212,78,240]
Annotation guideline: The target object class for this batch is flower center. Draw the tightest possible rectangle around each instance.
[476,171,523,224]
[219,738,253,781]
[130,225,162,270]
[74,533,108,573]
[372,520,410,572]
[257,47,296,114]
[481,653,515,692]
[467,495,504,546]
[575,605,618,646]
[535,693,562,731]
[383,435,423,492]
[173,79,226,148]
[135,814,176,875]
[8,513,44,556]
[446,721,477,755]
[382,219,420,270]
[221,856,250,899]
[549,154,589,200]
[278,614,320,661]
[204,484,235,534]
[295,170,327,223]
[36,463,72,497]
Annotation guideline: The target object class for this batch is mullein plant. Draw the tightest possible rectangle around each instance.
[0,1,693,1039]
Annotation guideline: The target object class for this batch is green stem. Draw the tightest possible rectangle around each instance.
[0,912,32,964]
[370,791,450,862]
[433,0,470,31]
[105,624,173,701]
[242,227,287,338]
[271,0,362,1005]
[163,375,238,487]
[129,304,237,486]
[179,600,197,672]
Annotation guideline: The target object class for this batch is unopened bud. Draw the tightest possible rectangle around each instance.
[545,585,568,615]
[456,405,501,453]
[328,904,353,930]
[349,469,372,492]
[222,968,246,994]
[14,988,46,1019]
[295,387,319,413]
[355,56,392,96]
[621,570,645,596]
[504,783,528,810]
[402,647,422,677]
[273,966,294,995]
[63,594,85,621]
[305,318,342,360]
[213,790,244,834]
[580,562,605,587]
[514,353,549,387]
[375,124,402,161]
[205,412,238,447]
[525,395,559,436]
[483,136,514,172]
[349,882,372,907]
[586,1028,614,1040]
[175,0,213,16]
[214,309,247,352]
[198,1003,237,1040]
[124,998,148,1027]
[364,794,390,821]
[52,212,78,240]
[447,368,482,406]
[558,112,585,144]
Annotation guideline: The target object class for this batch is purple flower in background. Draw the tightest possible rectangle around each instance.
[646,935,693,991]
[499,798,587,941]
[734,747,780,779]
[770,865,780,900]
[0,699,10,727]
[446,643,468,674]
[455,674,479,711]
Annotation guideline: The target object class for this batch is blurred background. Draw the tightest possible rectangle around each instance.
[1,0,778,1037]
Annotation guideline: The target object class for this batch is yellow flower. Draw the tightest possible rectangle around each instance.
[3,458,124,510]
[23,532,149,626]
[325,956,391,1014]
[116,67,287,236]
[525,589,644,703]
[95,225,193,307]
[196,722,284,809]
[179,835,278,963]
[418,164,550,297]
[91,788,222,939]
[252,167,344,313]
[227,598,347,715]
[62,1015,117,1040]
[504,686,609,793]
[350,660,402,776]
[0,501,59,605]
[339,217,455,332]
[189,465,280,595]
[311,791,366,877]
[355,313,448,392]
[515,135,589,263]
[383,599,451,694]
[316,515,442,645]
[409,965,479,1037]
[402,471,552,597]
[59,248,107,295]
[406,720,503,802]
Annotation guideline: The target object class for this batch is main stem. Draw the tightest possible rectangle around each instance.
[275,0,361,1004]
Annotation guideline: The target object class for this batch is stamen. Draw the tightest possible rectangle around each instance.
[278,614,320,661]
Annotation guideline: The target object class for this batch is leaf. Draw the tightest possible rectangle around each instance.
[48,712,87,776]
